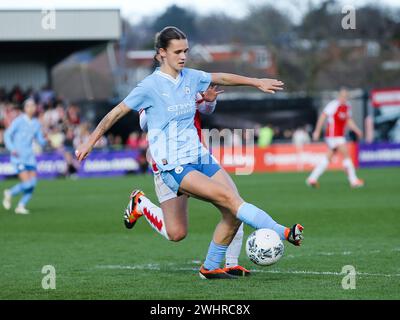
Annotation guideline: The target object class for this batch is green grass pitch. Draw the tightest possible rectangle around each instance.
[0,168,399,299]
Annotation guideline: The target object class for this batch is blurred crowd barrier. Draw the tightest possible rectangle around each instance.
[1,142,399,180]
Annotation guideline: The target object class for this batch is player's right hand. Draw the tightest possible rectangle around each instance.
[75,143,93,162]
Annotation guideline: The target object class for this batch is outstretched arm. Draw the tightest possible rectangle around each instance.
[4,119,18,156]
[312,113,327,141]
[211,73,284,94]
[347,118,363,140]
[35,125,47,148]
[75,102,131,161]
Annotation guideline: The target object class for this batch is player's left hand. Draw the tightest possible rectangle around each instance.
[202,85,224,102]
[75,142,93,162]
[256,79,284,94]
[312,131,320,141]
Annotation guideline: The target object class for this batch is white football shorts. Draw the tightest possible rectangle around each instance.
[153,171,177,203]
[325,136,346,149]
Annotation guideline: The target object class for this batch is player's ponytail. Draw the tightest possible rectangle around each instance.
[154,26,187,65]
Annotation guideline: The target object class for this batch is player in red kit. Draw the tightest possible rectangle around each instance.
[306,88,364,188]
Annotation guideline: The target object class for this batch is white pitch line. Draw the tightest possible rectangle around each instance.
[94,264,400,278]
[249,269,400,278]
[96,264,160,270]
[283,248,400,257]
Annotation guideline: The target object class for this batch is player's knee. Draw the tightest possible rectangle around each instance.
[167,229,187,242]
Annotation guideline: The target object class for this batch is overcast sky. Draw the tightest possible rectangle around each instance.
[0,0,399,24]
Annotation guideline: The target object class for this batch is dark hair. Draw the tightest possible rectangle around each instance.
[154,26,187,64]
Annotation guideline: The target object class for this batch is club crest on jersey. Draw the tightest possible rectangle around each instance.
[338,112,347,119]
[175,166,184,174]
[185,86,190,95]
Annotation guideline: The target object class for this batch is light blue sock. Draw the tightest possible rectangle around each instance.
[203,241,228,271]
[237,202,287,240]
[19,178,37,207]
[10,183,24,196]
[19,190,34,207]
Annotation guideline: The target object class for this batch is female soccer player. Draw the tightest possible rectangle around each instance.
[2,98,47,214]
[76,26,304,279]
[131,85,250,276]
[306,88,364,188]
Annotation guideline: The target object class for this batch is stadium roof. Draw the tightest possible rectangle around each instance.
[0,9,121,92]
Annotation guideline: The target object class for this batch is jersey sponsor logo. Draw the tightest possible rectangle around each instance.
[338,111,347,119]
[167,102,195,112]
[167,101,195,116]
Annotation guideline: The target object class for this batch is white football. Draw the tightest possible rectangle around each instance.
[246,228,284,266]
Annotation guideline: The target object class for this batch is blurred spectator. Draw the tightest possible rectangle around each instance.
[112,135,124,150]
[258,124,274,147]
[138,148,148,174]
[9,85,24,104]
[283,129,294,140]
[48,126,65,150]
[126,131,140,149]
[137,132,148,150]
[94,135,108,149]
[0,127,5,152]
[292,126,311,147]
[62,127,79,179]
[2,103,21,128]
[63,127,75,151]
[43,102,64,129]
[63,151,79,179]
[106,133,115,147]
[38,85,55,106]
[66,104,80,126]
[292,126,310,171]
[73,123,91,150]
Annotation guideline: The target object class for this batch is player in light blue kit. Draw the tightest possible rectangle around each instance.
[2,99,47,214]
[76,27,304,279]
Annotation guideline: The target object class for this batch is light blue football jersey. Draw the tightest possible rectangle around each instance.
[4,114,47,167]
[123,67,212,171]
